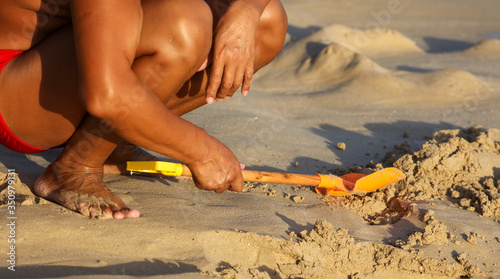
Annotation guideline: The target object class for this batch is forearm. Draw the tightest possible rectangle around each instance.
[95,71,210,164]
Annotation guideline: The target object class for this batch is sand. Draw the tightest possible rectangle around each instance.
[1,0,500,278]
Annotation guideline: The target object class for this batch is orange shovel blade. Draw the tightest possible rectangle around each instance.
[353,167,405,192]
[315,167,405,196]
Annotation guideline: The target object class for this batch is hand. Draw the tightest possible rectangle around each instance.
[186,135,244,193]
[205,1,261,104]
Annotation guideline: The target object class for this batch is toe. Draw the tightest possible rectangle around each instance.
[78,202,90,217]
[126,209,140,218]
[112,210,125,219]
[108,203,139,219]
[100,205,114,219]
[116,208,140,218]
[89,204,102,218]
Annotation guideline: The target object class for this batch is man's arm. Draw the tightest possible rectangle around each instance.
[71,0,244,192]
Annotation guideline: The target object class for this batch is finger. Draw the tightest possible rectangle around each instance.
[192,177,204,190]
[192,174,224,193]
[241,64,254,96]
[227,63,245,99]
[214,181,231,194]
[207,57,224,104]
[217,62,237,100]
[229,167,244,192]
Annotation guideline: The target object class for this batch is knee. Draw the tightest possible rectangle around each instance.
[255,0,288,70]
[149,0,213,74]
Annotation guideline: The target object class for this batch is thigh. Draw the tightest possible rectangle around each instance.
[0,0,214,149]
[132,0,213,106]
[0,25,86,149]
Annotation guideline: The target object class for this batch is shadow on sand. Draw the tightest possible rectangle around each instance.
[0,259,199,278]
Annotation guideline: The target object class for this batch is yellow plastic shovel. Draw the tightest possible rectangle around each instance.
[126,161,405,196]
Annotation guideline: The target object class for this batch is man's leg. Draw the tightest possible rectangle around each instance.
[3,0,287,219]
[37,0,287,219]
[34,0,215,219]
[104,0,288,174]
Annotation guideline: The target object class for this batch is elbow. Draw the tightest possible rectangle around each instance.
[80,69,143,121]
[81,73,149,123]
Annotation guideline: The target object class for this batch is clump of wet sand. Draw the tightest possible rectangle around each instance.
[205,220,485,278]
[325,127,500,224]
[0,172,49,206]
[395,210,450,250]
[392,127,500,216]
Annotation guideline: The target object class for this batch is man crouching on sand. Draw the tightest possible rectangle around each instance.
[0,0,287,219]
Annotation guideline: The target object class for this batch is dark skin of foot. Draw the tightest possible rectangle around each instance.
[35,161,140,219]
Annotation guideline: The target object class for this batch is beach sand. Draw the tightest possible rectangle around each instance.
[1,0,499,278]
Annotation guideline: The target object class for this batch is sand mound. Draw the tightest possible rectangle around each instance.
[203,220,484,278]
[254,24,422,90]
[312,24,424,57]
[464,39,500,56]
[278,24,422,66]
[294,43,387,91]
[300,44,485,104]
[257,41,485,98]
[254,25,487,107]
[326,127,500,224]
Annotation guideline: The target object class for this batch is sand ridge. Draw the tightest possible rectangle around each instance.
[255,24,490,109]
[204,220,485,278]
[464,39,500,56]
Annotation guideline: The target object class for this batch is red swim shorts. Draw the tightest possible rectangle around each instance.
[0,50,50,153]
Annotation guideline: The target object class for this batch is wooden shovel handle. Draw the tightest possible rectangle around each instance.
[181,166,320,186]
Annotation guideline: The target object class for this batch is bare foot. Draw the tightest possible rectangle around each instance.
[34,161,140,219]
[103,142,158,174]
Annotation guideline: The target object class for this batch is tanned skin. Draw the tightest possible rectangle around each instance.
[0,0,287,219]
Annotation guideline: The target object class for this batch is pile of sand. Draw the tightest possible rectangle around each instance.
[392,127,500,217]
[0,172,48,206]
[206,140,500,278]
[254,24,489,108]
[464,39,500,56]
[325,127,500,224]
[204,220,484,278]
[395,210,450,249]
